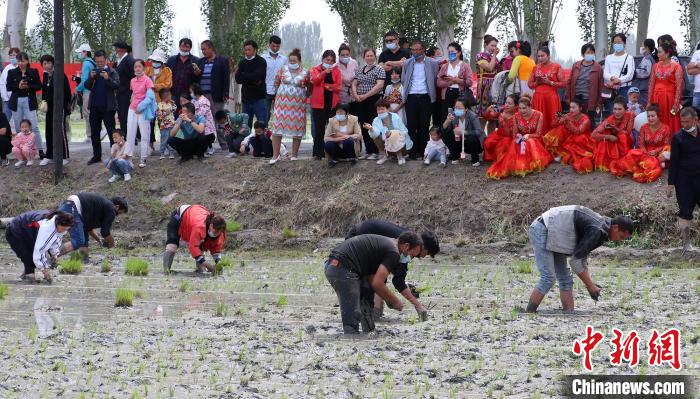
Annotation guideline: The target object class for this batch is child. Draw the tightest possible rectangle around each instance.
[423,126,448,167]
[190,83,217,155]
[11,119,37,167]
[214,110,250,158]
[384,67,406,124]
[105,129,133,182]
[157,88,177,159]
[627,87,644,148]
[240,121,274,158]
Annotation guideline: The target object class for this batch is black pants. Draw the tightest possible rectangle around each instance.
[88,108,116,160]
[265,94,276,122]
[166,209,182,246]
[441,88,460,124]
[324,138,356,160]
[463,134,483,163]
[580,99,599,130]
[225,134,246,153]
[432,98,443,128]
[44,110,69,160]
[168,136,208,159]
[324,260,375,334]
[117,91,131,130]
[0,134,11,159]
[6,229,35,275]
[249,135,273,157]
[312,108,334,158]
[358,94,380,154]
[442,129,461,161]
[675,173,700,220]
[405,94,432,158]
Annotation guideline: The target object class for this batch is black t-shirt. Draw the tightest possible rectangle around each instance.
[331,234,401,278]
[345,219,407,239]
[76,193,116,237]
[378,48,410,65]
[324,72,334,110]
[0,111,10,131]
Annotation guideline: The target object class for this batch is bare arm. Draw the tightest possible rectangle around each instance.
[371,265,402,311]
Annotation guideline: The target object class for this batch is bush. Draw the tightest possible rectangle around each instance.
[115,288,135,307]
[125,258,149,276]
[0,284,8,299]
[226,220,242,233]
[59,259,84,275]
[282,227,297,239]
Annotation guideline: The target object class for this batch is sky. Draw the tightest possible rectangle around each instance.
[5,0,687,62]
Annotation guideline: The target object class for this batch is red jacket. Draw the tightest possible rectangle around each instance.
[310,64,341,110]
[178,205,225,259]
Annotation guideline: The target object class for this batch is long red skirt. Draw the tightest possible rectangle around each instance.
[593,134,632,172]
[560,133,596,174]
[649,87,681,134]
[532,86,561,133]
[486,137,552,179]
[609,146,669,183]
[542,126,568,157]
[483,128,512,162]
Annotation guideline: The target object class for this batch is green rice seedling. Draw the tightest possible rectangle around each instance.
[0,284,8,299]
[59,258,84,274]
[178,281,190,293]
[276,294,289,306]
[69,251,82,262]
[217,257,233,268]
[282,227,297,239]
[133,290,144,299]
[125,258,149,276]
[115,288,135,307]
[648,267,662,278]
[226,220,242,233]
[101,259,112,273]
[28,326,38,342]
[513,260,532,274]
[215,302,228,317]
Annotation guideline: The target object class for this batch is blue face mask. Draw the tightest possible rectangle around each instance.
[391,78,400,84]
[613,43,624,53]
[335,114,346,122]
[399,253,412,264]
[288,63,299,70]
[378,112,389,119]
[448,52,458,61]
[152,62,162,69]
[413,54,423,61]
[10,57,17,66]
[583,54,595,62]
[453,109,465,117]
[386,42,397,51]
[322,63,334,69]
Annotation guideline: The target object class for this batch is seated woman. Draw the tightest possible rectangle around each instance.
[486,94,552,179]
[441,97,483,166]
[324,103,362,167]
[363,98,412,166]
[168,103,209,163]
[483,93,518,162]
[591,96,633,172]
[543,96,594,173]
[609,104,670,183]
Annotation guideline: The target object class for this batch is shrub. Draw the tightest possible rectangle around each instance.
[282,227,297,239]
[226,220,242,233]
[0,284,8,299]
[125,258,149,276]
[215,302,228,317]
[115,288,135,307]
[59,259,84,275]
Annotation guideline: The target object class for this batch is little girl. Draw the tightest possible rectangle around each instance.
[190,83,217,155]
[423,126,448,167]
[384,67,406,124]
[11,119,37,167]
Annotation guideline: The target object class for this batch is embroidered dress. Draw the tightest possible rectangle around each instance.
[476,51,499,117]
[530,62,565,132]
[648,61,683,133]
[551,114,596,173]
[483,111,515,162]
[270,65,308,138]
[591,112,634,171]
[609,123,671,183]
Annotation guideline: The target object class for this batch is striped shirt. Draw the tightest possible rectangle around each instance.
[32,217,66,271]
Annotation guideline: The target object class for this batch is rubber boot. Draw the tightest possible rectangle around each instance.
[559,290,574,312]
[679,219,694,254]
[360,297,376,333]
[163,250,175,274]
[526,289,545,313]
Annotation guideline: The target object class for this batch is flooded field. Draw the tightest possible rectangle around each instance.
[0,247,697,398]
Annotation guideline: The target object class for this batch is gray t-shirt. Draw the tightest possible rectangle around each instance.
[576,63,593,98]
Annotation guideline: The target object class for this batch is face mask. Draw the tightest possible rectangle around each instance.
[433,56,445,63]
[613,43,624,53]
[639,47,646,55]
[336,114,347,122]
[685,126,697,133]
[391,78,400,84]
[399,253,412,264]
[10,57,17,66]
[453,109,465,117]
[448,52,458,61]
[339,57,350,65]
[386,42,397,51]
[135,70,144,77]
[288,63,299,70]
[413,54,424,61]
[584,54,595,62]
[270,50,278,55]
[245,55,255,61]
[180,51,190,57]
[207,230,219,238]
[378,112,388,119]
[322,63,334,69]
[152,62,162,69]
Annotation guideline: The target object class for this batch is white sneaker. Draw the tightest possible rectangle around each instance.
[169,154,175,159]
[226,152,238,158]
[440,162,447,167]
[207,147,215,155]
[39,158,51,166]
[451,160,460,165]
[14,160,25,167]
[423,159,430,165]
[472,161,480,167]
[26,160,34,166]
[108,175,119,183]
[269,156,280,165]
[398,157,406,165]
[290,156,298,161]
[124,173,131,182]
[376,156,388,165]
[358,154,368,160]
[554,156,561,163]
[139,161,146,168]
[62,159,69,166]
[159,155,166,160]
[280,145,289,158]
[367,154,378,160]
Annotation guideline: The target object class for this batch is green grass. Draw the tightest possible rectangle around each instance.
[226,220,242,233]
[275,295,289,306]
[648,267,662,278]
[178,281,191,292]
[114,288,135,307]
[282,227,297,239]
[100,259,112,273]
[125,258,149,276]
[58,258,84,275]
[512,260,533,274]
[0,284,8,299]
[215,302,228,317]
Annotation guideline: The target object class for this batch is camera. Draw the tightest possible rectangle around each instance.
[93,68,105,76]
[71,75,81,84]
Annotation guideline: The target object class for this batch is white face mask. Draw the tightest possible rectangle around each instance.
[685,126,697,133]
[245,55,255,61]
[208,230,219,238]
[180,51,190,57]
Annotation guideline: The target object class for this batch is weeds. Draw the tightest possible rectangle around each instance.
[282,227,297,239]
[215,302,228,317]
[226,220,242,233]
[59,258,84,275]
[0,284,8,299]
[115,288,135,307]
[125,258,149,276]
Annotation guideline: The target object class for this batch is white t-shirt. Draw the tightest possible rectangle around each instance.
[410,62,428,94]
[447,61,461,89]
[691,50,700,93]
[603,53,635,86]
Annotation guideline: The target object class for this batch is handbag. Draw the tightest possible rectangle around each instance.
[602,55,629,99]
[38,100,48,113]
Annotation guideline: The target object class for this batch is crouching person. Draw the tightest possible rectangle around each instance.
[324,231,423,334]
[526,205,633,312]
[5,210,74,283]
[163,204,226,274]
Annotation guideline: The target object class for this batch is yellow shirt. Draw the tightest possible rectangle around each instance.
[508,55,536,81]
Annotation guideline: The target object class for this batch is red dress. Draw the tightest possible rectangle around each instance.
[483,111,515,162]
[544,113,595,173]
[648,61,683,134]
[609,123,671,183]
[486,110,552,179]
[528,62,565,133]
[591,112,634,172]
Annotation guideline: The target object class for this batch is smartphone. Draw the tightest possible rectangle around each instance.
[447,108,453,116]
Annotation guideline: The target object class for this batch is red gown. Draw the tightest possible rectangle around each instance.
[544,113,595,173]
[591,112,633,172]
[648,61,683,134]
[609,123,671,183]
[528,62,565,133]
[486,110,552,179]
[483,111,515,162]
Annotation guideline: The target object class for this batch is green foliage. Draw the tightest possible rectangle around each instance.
[648,267,662,278]
[218,258,234,268]
[125,258,149,276]
[59,258,84,275]
[115,288,135,307]
[0,284,8,300]
[226,220,242,233]
[215,302,228,317]
[282,227,297,239]
[513,260,532,274]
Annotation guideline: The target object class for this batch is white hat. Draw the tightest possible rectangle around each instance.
[148,49,167,64]
[75,44,92,53]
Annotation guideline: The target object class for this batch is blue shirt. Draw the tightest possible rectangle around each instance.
[177,114,205,139]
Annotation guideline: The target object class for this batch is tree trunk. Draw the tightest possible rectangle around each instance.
[691,0,700,49]
[131,0,147,58]
[53,0,65,184]
[2,0,29,59]
[63,0,73,63]
[594,0,608,60]
[470,0,486,69]
[431,0,454,54]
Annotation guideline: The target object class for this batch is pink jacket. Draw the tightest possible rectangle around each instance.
[11,132,36,151]
[437,61,473,98]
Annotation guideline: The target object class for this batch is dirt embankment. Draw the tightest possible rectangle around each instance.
[0,158,685,250]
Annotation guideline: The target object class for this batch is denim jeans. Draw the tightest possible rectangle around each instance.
[693,92,700,110]
[108,158,133,177]
[242,98,268,129]
[2,100,13,132]
[159,127,173,156]
[529,220,573,294]
[58,201,86,249]
[13,97,43,150]
[324,260,375,334]
[425,147,447,164]
[603,85,630,118]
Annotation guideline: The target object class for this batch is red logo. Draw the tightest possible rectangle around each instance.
[572,325,605,371]
[648,328,681,370]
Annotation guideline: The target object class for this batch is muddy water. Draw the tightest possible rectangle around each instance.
[0,247,697,398]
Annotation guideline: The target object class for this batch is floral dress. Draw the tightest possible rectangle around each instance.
[270,65,308,138]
